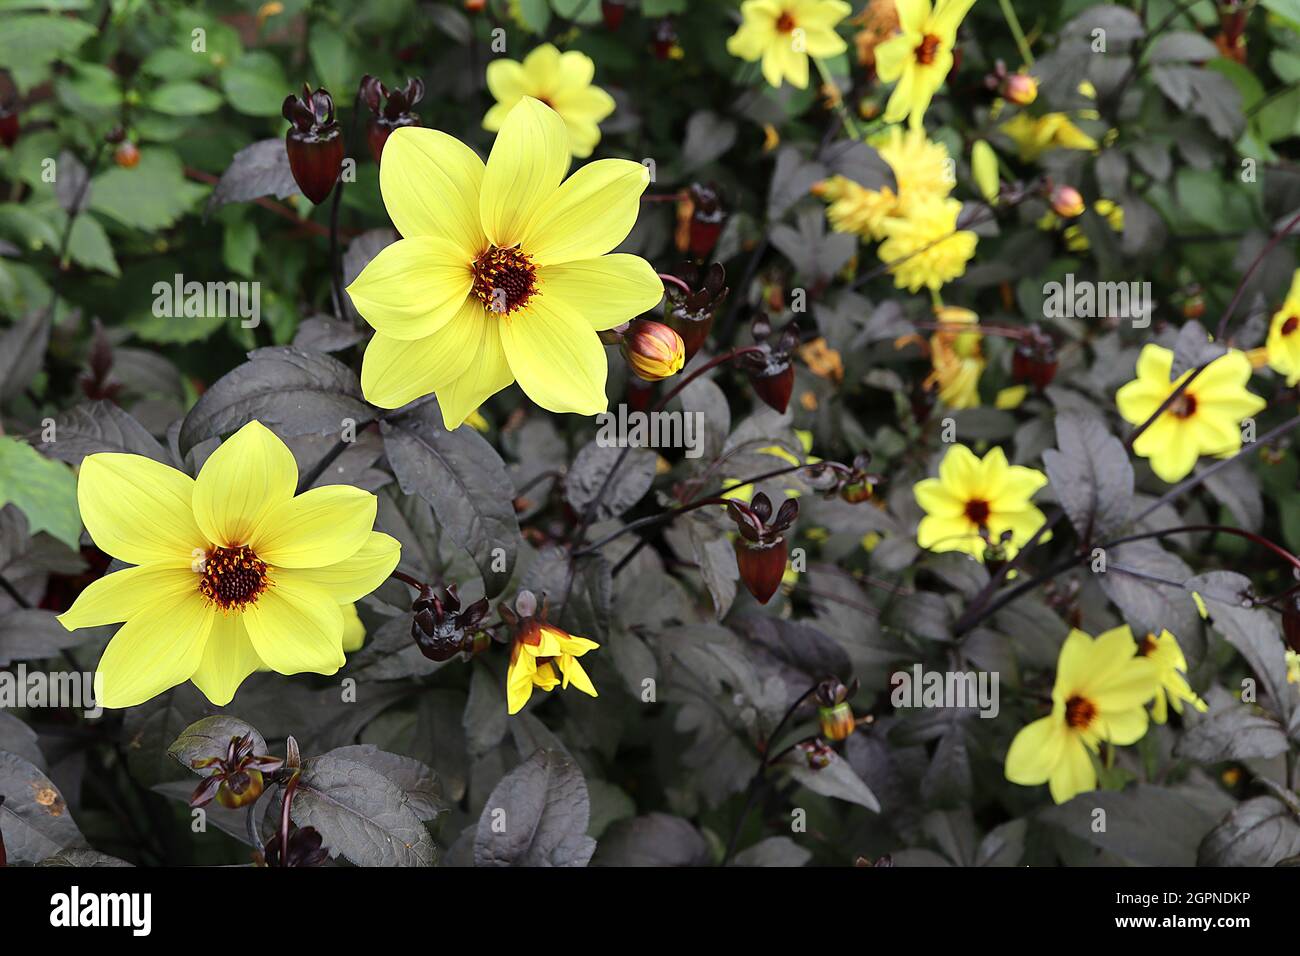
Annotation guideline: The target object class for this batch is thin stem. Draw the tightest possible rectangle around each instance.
[1216,207,1300,340]
[997,0,1034,65]
[658,272,692,295]
[329,179,347,321]
[390,570,427,591]
[575,496,730,558]
[811,56,861,140]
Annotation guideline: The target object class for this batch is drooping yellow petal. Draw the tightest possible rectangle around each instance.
[361,298,485,409]
[192,420,297,549]
[507,649,537,714]
[538,255,663,331]
[480,97,570,250]
[557,655,598,696]
[59,564,200,630]
[251,485,377,569]
[1004,714,1064,785]
[345,236,473,341]
[242,575,345,675]
[190,612,264,706]
[94,593,214,709]
[500,295,608,416]
[341,603,366,652]
[379,127,486,259]
[77,454,204,565]
[289,531,401,603]
[435,318,515,430]
[520,159,649,266]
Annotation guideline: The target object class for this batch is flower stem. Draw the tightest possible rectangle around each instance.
[997,0,1035,66]
[812,56,861,140]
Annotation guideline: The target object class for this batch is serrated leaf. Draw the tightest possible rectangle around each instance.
[206,138,300,214]
[1041,411,1133,542]
[473,748,596,867]
[0,436,80,549]
[777,748,880,811]
[0,751,84,864]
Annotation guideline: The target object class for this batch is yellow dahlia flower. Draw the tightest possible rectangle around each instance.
[347,97,663,428]
[874,0,976,128]
[58,421,400,708]
[878,195,977,292]
[1265,269,1300,386]
[1116,344,1265,483]
[507,622,599,715]
[812,176,899,240]
[727,0,852,90]
[914,443,1047,561]
[483,44,614,159]
[999,112,1098,163]
[926,304,983,408]
[1135,628,1207,724]
[1005,627,1159,804]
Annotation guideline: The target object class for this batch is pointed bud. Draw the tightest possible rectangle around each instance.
[735,539,787,604]
[1049,184,1085,219]
[622,319,685,382]
[750,365,794,414]
[1000,72,1038,106]
[663,261,727,362]
[282,85,344,204]
[971,140,999,204]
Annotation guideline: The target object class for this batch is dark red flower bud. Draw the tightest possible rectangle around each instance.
[727,493,798,604]
[742,317,799,414]
[682,183,725,258]
[264,825,330,867]
[602,0,626,30]
[0,106,18,149]
[360,75,424,163]
[1011,325,1057,390]
[410,583,489,662]
[622,319,685,381]
[663,261,727,362]
[653,18,678,59]
[282,84,344,204]
[1282,595,1300,654]
[837,452,881,504]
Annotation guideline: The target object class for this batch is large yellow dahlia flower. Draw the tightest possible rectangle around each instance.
[1265,269,1300,386]
[58,421,400,708]
[483,44,615,159]
[347,97,664,428]
[874,0,976,128]
[726,0,852,90]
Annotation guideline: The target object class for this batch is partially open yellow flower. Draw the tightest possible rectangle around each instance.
[1116,345,1265,483]
[726,0,851,89]
[483,44,614,159]
[58,421,400,708]
[347,98,663,428]
[926,304,983,408]
[1265,269,1300,386]
[999,112,1097,162]
[878,195,976,292]
[1005,627,1159,804]
[1135,628,1206,724]
[874,0,976,128]
[507,623,599,715]
[914,443,1047,561]
[812,176,899,240]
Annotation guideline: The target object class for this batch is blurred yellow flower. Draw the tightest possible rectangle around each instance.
[1116,345,1265,483]
[999,112,1098,162]
[347,98,663,427]
[1005,627,1159,804]
[727,0,851,89]
[483,44,614,159]
[874,0,976,127]
[914,443,1047,561]
[925,305,983,408]
[813,176,900,240]
[878,195,977,292]
[1135,628,1206,724]
[1265,269,1300,386]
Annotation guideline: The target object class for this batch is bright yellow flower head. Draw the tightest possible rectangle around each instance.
[914,443,1047,561]
[926,305,983,408]
[507,622,599,715]
[878,195,977,292]
[813,176,899,240]
[727,0,852,90]
[1005,627,1159,804]
[1135,628,1207,724]
[1265,270,1300,386]
[1116,344,1266,483]
[874,0,976,128]
[58,421,400,708]
[347,98,664,429]
[874,123,954,213]
[483,44,614,159]
[999,111,1098,163]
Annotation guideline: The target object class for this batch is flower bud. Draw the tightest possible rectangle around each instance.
[663,261,727,362]
[727,494,798,604]
[264,825,329,867]
[1282,596,1300,654]
[215,768,265,809]
[282,85,345,204]
[742,318,800,414]
[797,738,834,769]
[677,183,725,258]
[840,477,874,504]
[1011,325,1057,390]
[410,584,489,662]
[0,105,18,149]
[114,141,140,168]
[1050,184,1085,219]
[1000,72,1038,106]
[602,0,626,30]
[360,75,424,164]
[622,319,685,382]
[734,539,788,604]
[1182,291,1205,320]
[814,677,859,741]
[971,139,999,204]
[653,17,678,59]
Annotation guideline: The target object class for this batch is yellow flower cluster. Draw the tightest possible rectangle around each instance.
[924,305,984,408]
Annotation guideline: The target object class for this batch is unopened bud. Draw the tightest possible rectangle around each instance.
[971,140,999,204]
[622,319,685,382]
[1001,72,1038,106]
[1050,185,1085,219]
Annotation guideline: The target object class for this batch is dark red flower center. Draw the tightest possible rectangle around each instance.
[1065,694,1097,730]
[199,545,268,612]
[472,245,537,315]
[1283,315,1298,336]
[1137,634,1158,656]
[915,34,942,65]
[1169,392,1198,418]
[776,12,796,32]
[964,498,991,526]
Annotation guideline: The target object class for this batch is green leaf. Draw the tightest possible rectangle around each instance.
[221,51,290,117]
[0,15,96,90]
[0,435,80,549]
[66,213,119,276]
[147,80,223,116]
[551,0,602,24]
[88,148,207,230]
[308,26,356,97]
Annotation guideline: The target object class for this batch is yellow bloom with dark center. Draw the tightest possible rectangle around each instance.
[1265,270,1300,386]
[507,622,599,714]
[1134,628,1206,724]
[727,0,851,90]
[347,98,664,428]
[914,443,1047,561]
[1116,344,1265,483]
[878,195,977,292]
[483,44,614,159]
[1005,627,1159,804]
[874,0,976,128]
[999,112,1098,162]
[926,304,983,408]
[57,421,400,708]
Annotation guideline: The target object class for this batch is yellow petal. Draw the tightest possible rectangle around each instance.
[59,564,199,630]
[519,159,649,266]
[289,531,401,603]
[77,453,204,565]
[95,594,214,709]
[538,255,663,331]
[242,574,345,675]
[558,655,598,697]
[361,298,486,409]
[192,420,297,549]
[500,295,608,416]
[913,476,964,517]
[435,318,515,429]
[346,236,474,341]
[1048,737,1097,804]
[1097,703,1149,746]
[485,57,528,109]
[1004,715,1064,785]
[480,97,570,249]
[251,485,377,569]
[380,127,486,259]
[341,603,366,653]
[190,612,263,706]
[507,651,537,714]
